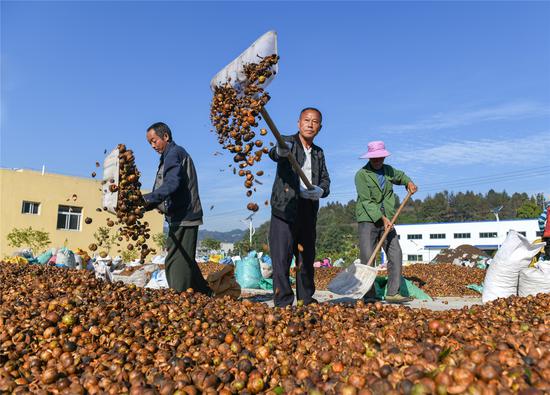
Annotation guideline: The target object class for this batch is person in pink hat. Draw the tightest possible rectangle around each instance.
[355,141,417,303]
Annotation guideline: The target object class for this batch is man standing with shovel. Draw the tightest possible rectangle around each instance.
[142,122,211,296]
[269,108,331,307]
[355,141,417,303]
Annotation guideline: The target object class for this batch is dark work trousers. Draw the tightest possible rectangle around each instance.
[269,198,317,307]
[358,221,403,297]
[166,225,211,295]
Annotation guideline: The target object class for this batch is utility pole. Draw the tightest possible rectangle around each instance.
[240,213,256,249]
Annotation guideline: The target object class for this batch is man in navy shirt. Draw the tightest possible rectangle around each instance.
[143,122,211,295]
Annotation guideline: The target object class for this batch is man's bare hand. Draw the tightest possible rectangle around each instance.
[382,216,393,231]
[407,181,418,194]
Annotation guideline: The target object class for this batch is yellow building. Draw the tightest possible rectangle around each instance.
[0,168,163,257]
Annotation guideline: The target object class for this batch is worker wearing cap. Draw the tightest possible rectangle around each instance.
[269,107,331,307]
[355,141,417,303]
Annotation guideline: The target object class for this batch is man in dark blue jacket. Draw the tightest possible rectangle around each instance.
[143,122,211,295]
[269,108,331,307]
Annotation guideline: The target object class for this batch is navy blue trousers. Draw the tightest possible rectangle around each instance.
[269,199,317,307]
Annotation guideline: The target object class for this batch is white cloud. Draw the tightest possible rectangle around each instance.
[380,101,550,133]
[396,131,550,165]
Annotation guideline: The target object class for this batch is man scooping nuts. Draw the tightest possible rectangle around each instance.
[268,108,331,307]
[142,122,211,295]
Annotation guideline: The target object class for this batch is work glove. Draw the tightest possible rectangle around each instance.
[276,141,292,158]
[299,185,324,200]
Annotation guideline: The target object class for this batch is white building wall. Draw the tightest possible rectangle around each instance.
[393,219,540,263]
[220,242,234,254]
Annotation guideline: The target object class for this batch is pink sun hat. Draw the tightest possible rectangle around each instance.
[360,141,391,159]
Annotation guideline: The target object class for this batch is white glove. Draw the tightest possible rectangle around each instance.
[299,185,324,200]
[276,142,291,157]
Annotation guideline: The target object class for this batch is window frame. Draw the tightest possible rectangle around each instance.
[407,254,423,261]
[57,205,83,231]
[479,232,498,238]
[22,201,41,215]
[407,234,423,240]
[453,233,471,239]
[429,233,446,239]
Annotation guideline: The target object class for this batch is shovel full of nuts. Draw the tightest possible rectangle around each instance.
[210,30,314,213]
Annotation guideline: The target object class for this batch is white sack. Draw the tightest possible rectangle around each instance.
[518,261,550,297]
[145,269,169,289]
[56,248,76,268]
[92,261,113,282]
[482,230,545,303]
[328,263,378,299]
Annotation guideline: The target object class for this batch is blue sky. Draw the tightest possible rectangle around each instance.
[2,1,549,231]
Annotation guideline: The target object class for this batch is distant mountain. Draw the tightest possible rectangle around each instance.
[198,229,246,243]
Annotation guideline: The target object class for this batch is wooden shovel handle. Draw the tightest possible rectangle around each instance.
[366,191,413,267]
[260,108,314,190]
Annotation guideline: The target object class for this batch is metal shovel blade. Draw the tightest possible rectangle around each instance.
[210,30,278,92]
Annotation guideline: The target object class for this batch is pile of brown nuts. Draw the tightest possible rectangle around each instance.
[210,55,279,212]
[398,264,486,297]
[1,262,548,394]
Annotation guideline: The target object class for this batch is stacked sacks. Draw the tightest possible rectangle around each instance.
[482,231,545,303]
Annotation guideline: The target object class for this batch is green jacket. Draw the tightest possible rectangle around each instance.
[355,163,411,223]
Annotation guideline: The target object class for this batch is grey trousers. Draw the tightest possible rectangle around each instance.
[166,225,211,295]
[358,221,403,296]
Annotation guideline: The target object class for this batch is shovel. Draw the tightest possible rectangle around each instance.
[210,30,314,190]
[367,190,413,267]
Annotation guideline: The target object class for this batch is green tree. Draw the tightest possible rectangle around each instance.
[152,232,167,251]
[516,199,541,219]
[121,249,139,263]
[202,238,221,251]
[7,227,51,254]
[93,226,119,254]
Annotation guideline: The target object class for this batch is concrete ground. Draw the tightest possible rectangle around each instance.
[240,288,482,311]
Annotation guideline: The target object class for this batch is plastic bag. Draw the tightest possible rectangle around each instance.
[13,248,34,261]
[207,265,241,299]
[374,276,433,301]
[92,260,113,282]
[518,261,550,297]
[145,269,169,289]
[36,251,53,265]
[56,248,76,269]
[260,261,273,279]
[328,263,378,299]
[74,254,83,269]
[259,278,273,290]
[151,255,166,265]
[482,230,545,303]
[235,256,262,288]
[333,258,345,267]
[466,284,484,294]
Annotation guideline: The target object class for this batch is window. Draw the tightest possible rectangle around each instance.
[536,231,544,237]
[430,233,446,239]
[22,201,40,214]
[57,205,82,231]
[518,231,526,237]
[454,233,471,239]
[407,234,422,240]
[480,232,497,238]
[407,254,423,261]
